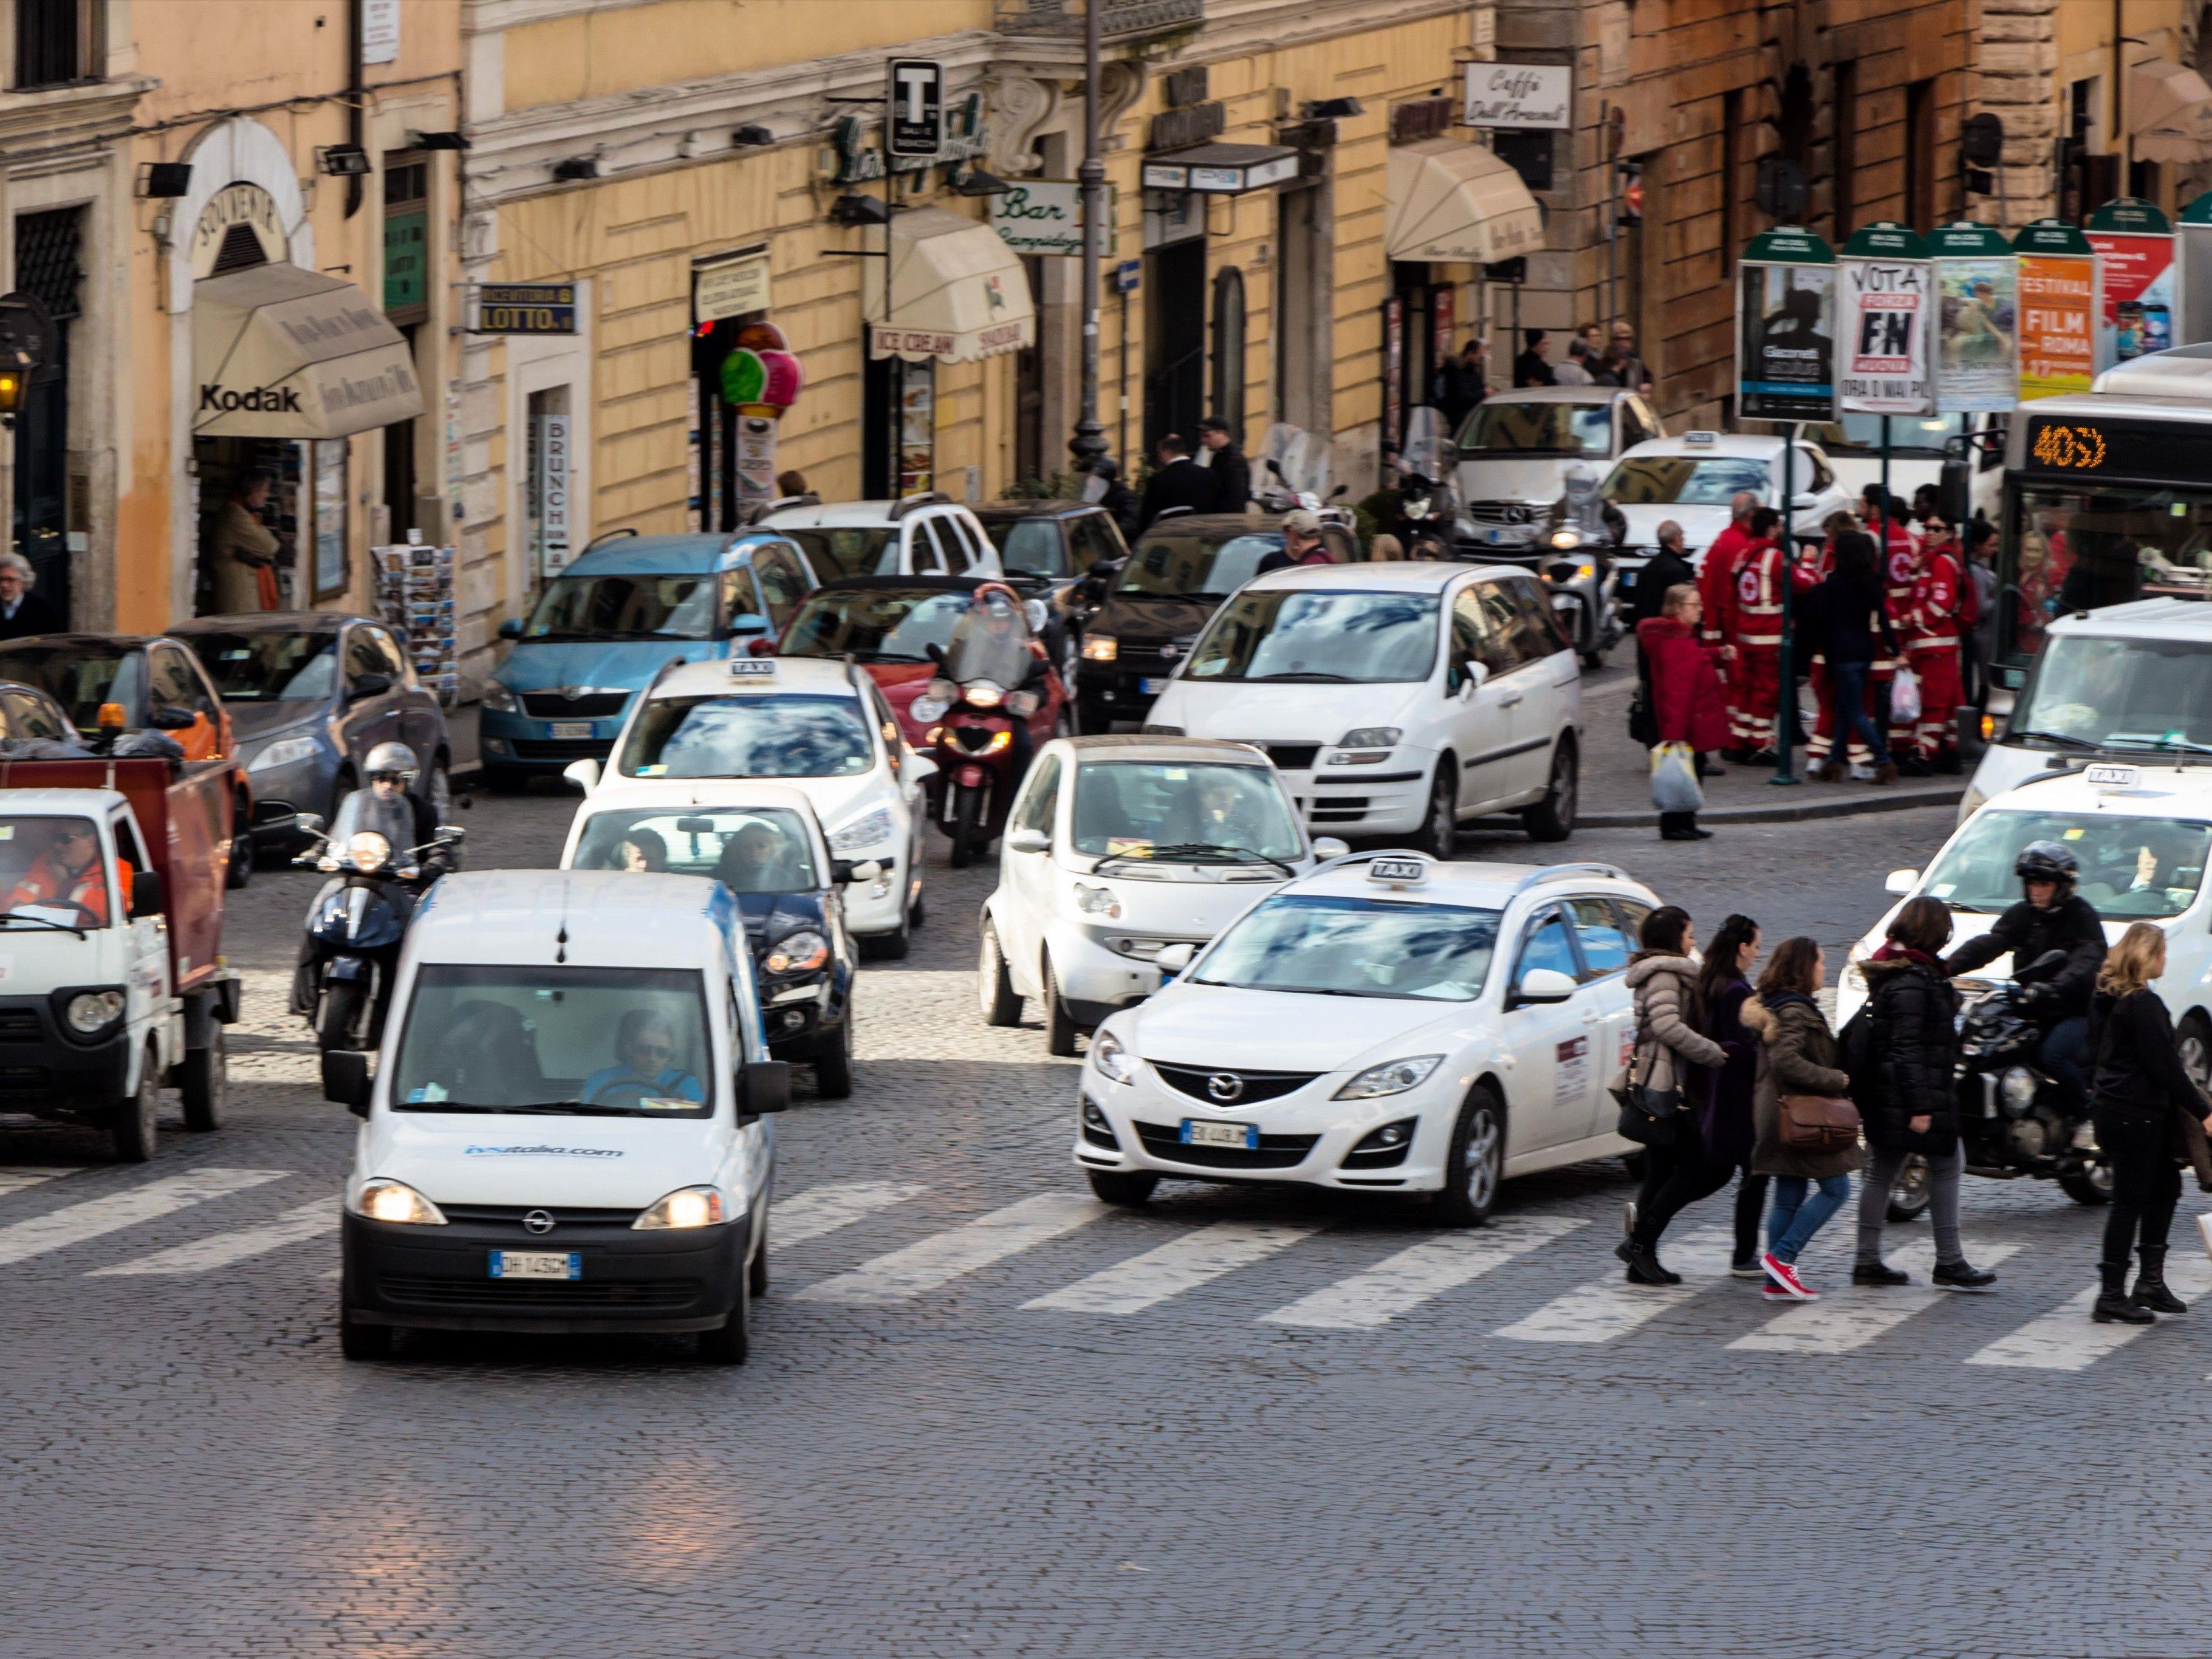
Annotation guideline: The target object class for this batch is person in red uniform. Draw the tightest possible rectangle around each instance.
[1727,506,1816,764]
[1699,491,1760,759]
[1877,499,1922,763]
[4,819,127,926]
[1899,515,1967,774]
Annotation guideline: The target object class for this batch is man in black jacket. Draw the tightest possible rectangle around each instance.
[1136,434,1216,532]
[1943,840,2108,1108]
[1629,521,1696,626]
[1197,417,1251,514]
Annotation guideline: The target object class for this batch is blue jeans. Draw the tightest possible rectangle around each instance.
[2040,1016,2089,1113]
[1767,1173,1853,1264]
[1826,660,1889,762]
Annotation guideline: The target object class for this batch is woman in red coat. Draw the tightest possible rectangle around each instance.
[1637,583,1730,841]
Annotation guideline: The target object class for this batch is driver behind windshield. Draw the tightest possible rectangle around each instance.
[1172,772,1275,849]
[1943,840,2108,1109]
[581,1008,703,1106]
[5,819,125,925]
[713,820,806,893]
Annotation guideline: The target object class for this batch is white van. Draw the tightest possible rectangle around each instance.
[329,869,787,1365]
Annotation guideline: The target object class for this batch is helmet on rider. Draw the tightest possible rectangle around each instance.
[2013,840,2079,890]
[363,741,419,793]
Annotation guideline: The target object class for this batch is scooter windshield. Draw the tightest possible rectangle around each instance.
[1400,407,1452,486]
[941,593,1034,692]
[327,788,418,871]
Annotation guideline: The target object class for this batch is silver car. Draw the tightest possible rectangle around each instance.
[1453,386,1666,558]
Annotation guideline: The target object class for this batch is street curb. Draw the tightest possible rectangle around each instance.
[1580,783,1963,829]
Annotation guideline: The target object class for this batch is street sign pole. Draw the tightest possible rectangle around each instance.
[1772,436,1799,785]
[1072,0,1107,471]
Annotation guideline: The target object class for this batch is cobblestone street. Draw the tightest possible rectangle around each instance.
[4,788,2210,1658]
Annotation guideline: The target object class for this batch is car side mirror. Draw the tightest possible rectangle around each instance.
[249,798,299,833]
[498,617,524,641]
[1516,966,1578,1004]
[1086,558,1117,578]
[1792,492,1822,510]
[726,612,770,637]
[1312,836,1349,860]
[562,758,601,793]
[293,811,326,838]
[149,705,197,730]
[833,858,882,884]
[741,1059,790,1117]
[1156,942,1197,974]
[347,672,394,702]
[435,825,467,844]
[1883,868,1919,895]
[322,1049,372,1117]
[905,753,939,785]
[129,869,164,919]
[1007,826,1050,854]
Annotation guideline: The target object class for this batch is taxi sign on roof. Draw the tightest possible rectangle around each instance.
[728,657,777,677]
[1368,855,1428,886]
[2084,763,2142,788]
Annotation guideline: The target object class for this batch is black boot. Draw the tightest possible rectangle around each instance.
[1614,1237,1682,1285]
[2133,1248,2188,1314]
[2094,1261,2157,1324]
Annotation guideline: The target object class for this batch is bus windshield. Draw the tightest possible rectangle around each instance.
[2002,482,2212,666]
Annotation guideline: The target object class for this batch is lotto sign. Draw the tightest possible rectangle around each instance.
[1838,258,1932,414]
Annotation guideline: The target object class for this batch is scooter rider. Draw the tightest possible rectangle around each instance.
[289,743,453,1018]
[1543,462,1628,552]
[1942,840,2107,1109]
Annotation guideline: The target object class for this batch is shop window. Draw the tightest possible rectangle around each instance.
[383,156,429,327]
[16,0,91,89]
[524,386,572,586]
[863,354,935,499]
[311,440,349,601]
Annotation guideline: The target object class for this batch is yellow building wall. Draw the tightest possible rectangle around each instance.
[502,0,996,111]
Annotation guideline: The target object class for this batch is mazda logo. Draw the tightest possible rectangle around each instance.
[1206,1072,1245,1103]
[522,1209,556,1234]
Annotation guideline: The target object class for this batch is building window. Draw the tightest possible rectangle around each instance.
[1210,267,1245,436]
[14,207,80,623]
[1720,88,1742,274]
[1904,78,1937,231]
[1831,60,1857,242]
[16,0,91,90]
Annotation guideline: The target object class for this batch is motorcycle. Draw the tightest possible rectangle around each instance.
[293,790,465,1050]
[910,584,1059,870]
[1398,406,1467,559]
[1538,523,1625,668]
[1886,950,2110,1219]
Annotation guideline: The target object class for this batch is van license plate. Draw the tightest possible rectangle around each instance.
[1181,1119,1258,1149]
[548,722,593,740]
[490,1250,579,1280]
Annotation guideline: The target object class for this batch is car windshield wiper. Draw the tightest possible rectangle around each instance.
[2103,734,2212,756]
[0,910,85,937]
[2008,728,2099,750]
[1247,671,1355,682]
[395,1100,699,1117]
[1123,841,1296,877]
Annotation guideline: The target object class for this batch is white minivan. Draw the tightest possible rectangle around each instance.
[329,869,787,1365]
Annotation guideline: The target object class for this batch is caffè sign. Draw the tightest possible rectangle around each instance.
[190,183,289,278]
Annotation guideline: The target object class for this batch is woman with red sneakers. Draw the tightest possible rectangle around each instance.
[1744,936,1861,1301]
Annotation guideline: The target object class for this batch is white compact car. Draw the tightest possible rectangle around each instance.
[1075,853,1659,1222]
[978,734,1349,1054]
[565,655,933,957]
[1837,762,2212,1044]
[1964,598,2212,821]
[763,496,1003,583]
[1141,563,1581,851]
[329,869,788,1364]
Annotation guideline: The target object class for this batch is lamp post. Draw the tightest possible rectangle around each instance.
[1070,0,1108,473]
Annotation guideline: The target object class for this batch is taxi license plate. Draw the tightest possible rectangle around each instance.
[1181,1120,1258,1150]
[490,1250,579,1280]
[548,722,593,740]
[1139,677,1166,694]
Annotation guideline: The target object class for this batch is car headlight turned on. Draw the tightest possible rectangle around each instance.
[634,1186,726,1230]
[65,989,125,1035]
[1081,635,1118,662]
[1335,1055,1445,1099]
[1091,1028,1138,1084]
[830,806,897,853]
[248,734,320,773]
[349,1178,447,1225]
[764,929,829,976]
[480,680,519,714]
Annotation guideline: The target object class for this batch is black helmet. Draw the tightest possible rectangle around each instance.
[2014,840,2079,884]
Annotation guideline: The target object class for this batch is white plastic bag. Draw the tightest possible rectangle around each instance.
[1891,665,1922,725]
[1649,741,1704,815]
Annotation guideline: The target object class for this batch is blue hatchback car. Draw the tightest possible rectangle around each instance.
[479,530,821,790]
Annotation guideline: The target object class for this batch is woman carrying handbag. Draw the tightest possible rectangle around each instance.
[1745,936,1861,1301]
[1617,906,1727,1285]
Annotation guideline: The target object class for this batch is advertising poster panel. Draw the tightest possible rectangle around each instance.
[1736,227,1837,421]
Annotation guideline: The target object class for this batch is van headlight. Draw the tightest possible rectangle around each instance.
[830,807,897,853]
[1334,1055,1444,1099]
[349,1178,447,1225]
[64,988,126,1035]
[480,680,519,714]
[764,929,829,976]
[634,1186,726,1230]
[248,734,319,773]
[1090,1028,1137,1084]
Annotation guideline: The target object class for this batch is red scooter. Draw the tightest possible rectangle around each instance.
[909,584,1062,867]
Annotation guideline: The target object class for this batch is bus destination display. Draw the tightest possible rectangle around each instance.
[2020,414,2208,480]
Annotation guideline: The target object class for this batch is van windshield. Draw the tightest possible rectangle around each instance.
[2009,634,2212,753]
[1919,809,2211,920]
[388,965,713,1116]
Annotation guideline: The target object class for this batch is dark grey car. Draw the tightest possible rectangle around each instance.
[170,612,453,853]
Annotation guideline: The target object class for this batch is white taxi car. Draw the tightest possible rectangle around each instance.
[1074,852,1657,1223]
[564,655,933,958]
[1838,762,2212,1051]
[979,734,1349,1055]
[1140,563,1581,852]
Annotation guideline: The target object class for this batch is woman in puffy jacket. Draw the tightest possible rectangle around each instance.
[1745,936,1860,1301]
[1851,896,1996,1290]
[1618,905,1727,1285]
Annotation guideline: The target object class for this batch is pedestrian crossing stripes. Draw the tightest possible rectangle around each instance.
[771,1180,925,1246]
[89,1200,336,1277]
[1728,1243,2024,1355]
[1493,1226,1738,1343]
[1026,1220,1319,1315]
[1259,1215,1587,1330]
[0,1167,76,1200]
[0,1168,287,1268]
[793,1192,1104,1305]
[1967,1250,2212,1370]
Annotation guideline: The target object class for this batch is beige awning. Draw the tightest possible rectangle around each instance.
[1385,139,1545,265]
[2132,59,2212,163]
[863,205,1037,364]
[192,264,425,439]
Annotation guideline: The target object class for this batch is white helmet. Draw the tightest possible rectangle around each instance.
[363,741,419,788]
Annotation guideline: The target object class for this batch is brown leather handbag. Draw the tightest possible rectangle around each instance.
[1779,1093,1860,1151]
